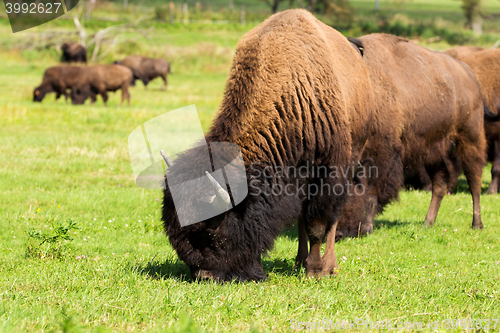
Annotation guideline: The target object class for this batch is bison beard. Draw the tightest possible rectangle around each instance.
[327,34,487,243]
[162,9,375,282]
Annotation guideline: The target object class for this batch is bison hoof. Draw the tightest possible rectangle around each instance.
[192,269,216,281]
[486,187,498,195]
[472,223,484,230]
[423,219,435,228]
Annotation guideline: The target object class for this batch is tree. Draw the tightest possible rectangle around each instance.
[263,0,285,13]
[461,0,482,29]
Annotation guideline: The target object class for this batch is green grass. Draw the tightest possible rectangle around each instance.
[1,2,500,332]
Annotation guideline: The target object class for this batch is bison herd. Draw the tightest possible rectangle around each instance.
[33,42,171,106]
[158,10,500,283]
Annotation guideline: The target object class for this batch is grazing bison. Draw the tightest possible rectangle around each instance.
[61,43,87,63]
[317,34,488,244]
[71,65,132,106]
[443,46,484,60]
[114,56,170,90]
[161,9,376,282]
[33,66,82,102]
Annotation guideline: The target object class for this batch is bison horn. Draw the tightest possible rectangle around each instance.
[160,150,174,167]
[205,171,231,209]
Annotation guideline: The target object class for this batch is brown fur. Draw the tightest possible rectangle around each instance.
[443,46,484,60]
[457,49,500,194]
[33,66,82,102]
[61,43,87,63]
[162,9,375,281]
[411,48,500,194]
[71,64,133,106]
[332,34,487,240]
[115,56,170,90]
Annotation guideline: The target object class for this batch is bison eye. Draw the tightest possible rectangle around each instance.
[35,90,40,96]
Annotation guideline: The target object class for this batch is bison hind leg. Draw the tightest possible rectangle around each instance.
[460,146,485,229]
[423,160,450,227]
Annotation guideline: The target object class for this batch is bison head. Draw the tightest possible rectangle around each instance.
[33,87,45,102]
[161,145,300,282]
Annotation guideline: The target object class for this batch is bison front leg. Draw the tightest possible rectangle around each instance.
[320,223,338,275]
[161,74,168,91]
[304,217,327,277]
[486,141,500,194]
[120,86,130,107]
[294,215,308,270]
[100,91,109,107]
[304,216,338,278]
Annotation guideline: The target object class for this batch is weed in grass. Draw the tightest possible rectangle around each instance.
[25,219,78,260]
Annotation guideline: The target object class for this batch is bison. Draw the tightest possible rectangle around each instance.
[161,9,376,282]
[70,64,132,106]
[407,48,500,195]
[309,34,489,245]
[61,43,87,64]
[463,50,500,194]
[114,56,170,90]
[443,46,484,60]
[33,66,82,102]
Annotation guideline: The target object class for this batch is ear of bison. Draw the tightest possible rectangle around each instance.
[347,37,364,57]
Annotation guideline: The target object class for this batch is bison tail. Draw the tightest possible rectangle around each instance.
[484,103,500,122]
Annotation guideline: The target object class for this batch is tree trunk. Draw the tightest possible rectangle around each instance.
[306,0,317,11]
[272,0,279,13]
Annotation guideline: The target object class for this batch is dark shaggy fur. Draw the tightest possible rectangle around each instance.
[33,66,82,102]
[162,9,375,282]
[61,43,87,63]
[114,56,170,90]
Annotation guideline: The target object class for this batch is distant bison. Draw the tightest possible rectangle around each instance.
[34,65,82,102]
[114,56,170,90]
[443,46,484,60]
[71,65,133,106]
[61,43,87,63]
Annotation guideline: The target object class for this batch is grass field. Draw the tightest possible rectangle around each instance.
[1,1,500,332]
